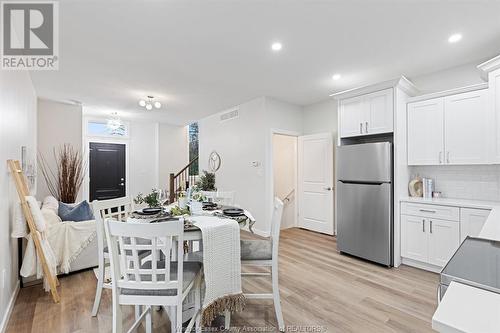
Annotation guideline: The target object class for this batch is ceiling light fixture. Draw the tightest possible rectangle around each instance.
[106,112,122,131]
[332,74,341,80]
[271,42,282,51]
[138,96,162,110]
[448,33,462,43]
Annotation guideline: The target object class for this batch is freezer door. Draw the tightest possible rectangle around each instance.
[337,142,392,182]
[337,181,392,266]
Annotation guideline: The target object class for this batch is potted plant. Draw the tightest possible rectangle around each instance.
[197,170,216,200]
[134,189,161,208]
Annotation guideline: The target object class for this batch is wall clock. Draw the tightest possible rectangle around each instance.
[209,151,221,172]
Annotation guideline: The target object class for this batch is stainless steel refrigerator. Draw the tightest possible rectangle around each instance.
[337,142,393,266]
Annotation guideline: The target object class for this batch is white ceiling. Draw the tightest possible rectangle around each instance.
[31,0,500,125]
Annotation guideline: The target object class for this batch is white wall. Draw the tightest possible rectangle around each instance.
[302,98,338,136]
[37,99,83,199]
[0,71,37,330]
[128,121,160,197]
[273,134,297,229]
[158,124,189,190]
[199,97,302,235]
[409,61,485,94]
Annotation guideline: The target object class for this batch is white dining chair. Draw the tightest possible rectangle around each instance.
[91,197,135,317]
[231,197,285,331]
[104,218,203,333]
[216,191,235,206]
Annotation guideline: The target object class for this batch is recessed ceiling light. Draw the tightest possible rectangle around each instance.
[448,33,462,43]
[332,74,341,80]
[271,42,282,51]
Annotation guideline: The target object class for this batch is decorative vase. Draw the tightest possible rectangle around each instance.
[179,197,188,209]
[190,200,203,215]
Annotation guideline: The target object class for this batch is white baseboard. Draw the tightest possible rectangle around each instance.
[0,281,20,333]
[402,257,441,273]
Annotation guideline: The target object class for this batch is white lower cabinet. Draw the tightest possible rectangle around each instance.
[427,218,460,267]
[460,208,491,242]
[401,215,459,269]
[401,202,462,271]
[401,215,428,262]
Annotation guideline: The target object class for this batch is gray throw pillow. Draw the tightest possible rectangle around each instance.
[58,200,94,222]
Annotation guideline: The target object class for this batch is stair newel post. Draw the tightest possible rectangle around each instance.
[169,173,175,203]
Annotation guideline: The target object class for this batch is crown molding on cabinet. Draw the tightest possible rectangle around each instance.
[330,76,419,100]
[407,83,489,103]
[477,54,500,79]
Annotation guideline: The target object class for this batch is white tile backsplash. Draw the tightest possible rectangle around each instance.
[409,165,500,201]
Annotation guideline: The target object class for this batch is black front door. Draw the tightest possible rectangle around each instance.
[89,142,126,201]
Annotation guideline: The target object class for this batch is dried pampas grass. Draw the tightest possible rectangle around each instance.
[38,144,87,203]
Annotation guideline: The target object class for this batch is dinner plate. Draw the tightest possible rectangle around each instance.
[136,207,162,215]
[222,208,245,216]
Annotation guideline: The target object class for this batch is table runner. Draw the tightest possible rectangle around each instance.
[189,216,245,325]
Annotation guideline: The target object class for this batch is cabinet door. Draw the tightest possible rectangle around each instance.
[428,218,460,267]
[489,69,500,162]
[365,88,394,135]
[460,208,491,242]
[401,215,428,262]
[339,96,365,138]
[444,89,492,164]
[407,98,445,165]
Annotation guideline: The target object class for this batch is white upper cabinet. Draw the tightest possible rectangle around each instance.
[339,88,393,138]
[444,89,491,164]
[339,96,364,137]
[366,89,394,134]
[407,88,492,166]
[407,98,445,165]
[491,69,500,162]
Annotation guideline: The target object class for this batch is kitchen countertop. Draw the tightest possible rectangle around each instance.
[400,196,500,331]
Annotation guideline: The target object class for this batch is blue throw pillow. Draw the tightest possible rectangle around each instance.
[58,200,94,222]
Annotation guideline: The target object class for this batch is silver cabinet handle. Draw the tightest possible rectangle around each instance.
[439,152,443,164]
[430,220,433,234]
[419,209,436,213]
[447,152,450,164]
[365,122,368,133]
[422,219,425,232]
[359,123,363,134]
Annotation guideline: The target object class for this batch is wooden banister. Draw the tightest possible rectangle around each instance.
[169,156,199,203]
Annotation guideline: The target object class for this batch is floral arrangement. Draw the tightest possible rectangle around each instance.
[197,170,216,191]
[134,189,161,208]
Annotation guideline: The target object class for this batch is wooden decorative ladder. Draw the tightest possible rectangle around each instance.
[7,160,60,303]
[169,156,198,203]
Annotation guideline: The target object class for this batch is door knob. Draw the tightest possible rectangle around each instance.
[119,183,124,186]
[324,187,332,191]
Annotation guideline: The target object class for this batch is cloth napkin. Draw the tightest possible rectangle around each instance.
[189,216,245,325]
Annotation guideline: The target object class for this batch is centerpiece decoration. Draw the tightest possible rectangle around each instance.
[134,189,161,208]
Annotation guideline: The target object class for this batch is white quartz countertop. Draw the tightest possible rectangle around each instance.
[400,196,500,332]
[400,196,500,210]
[432,282,500,333]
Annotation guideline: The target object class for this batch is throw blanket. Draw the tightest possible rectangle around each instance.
[21,220,96,276]
[190,216,245,325]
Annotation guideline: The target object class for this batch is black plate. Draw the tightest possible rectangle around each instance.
[222,208,244,216]
[137,207,162,215]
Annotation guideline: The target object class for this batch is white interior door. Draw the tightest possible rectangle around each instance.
[298,133,334,235]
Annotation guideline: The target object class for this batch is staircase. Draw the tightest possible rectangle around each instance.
[169,156,199,203]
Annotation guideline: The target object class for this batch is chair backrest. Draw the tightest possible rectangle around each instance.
[270,198,284,259]
[216,191,235,206]
[92,197,134,256]
[104,218,185,294]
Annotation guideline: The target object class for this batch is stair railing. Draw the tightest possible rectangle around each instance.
[169,156,199,203]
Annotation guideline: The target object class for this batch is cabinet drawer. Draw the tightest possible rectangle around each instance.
[401,202,459,221]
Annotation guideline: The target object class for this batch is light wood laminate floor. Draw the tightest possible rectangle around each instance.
[6,228,438,332]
